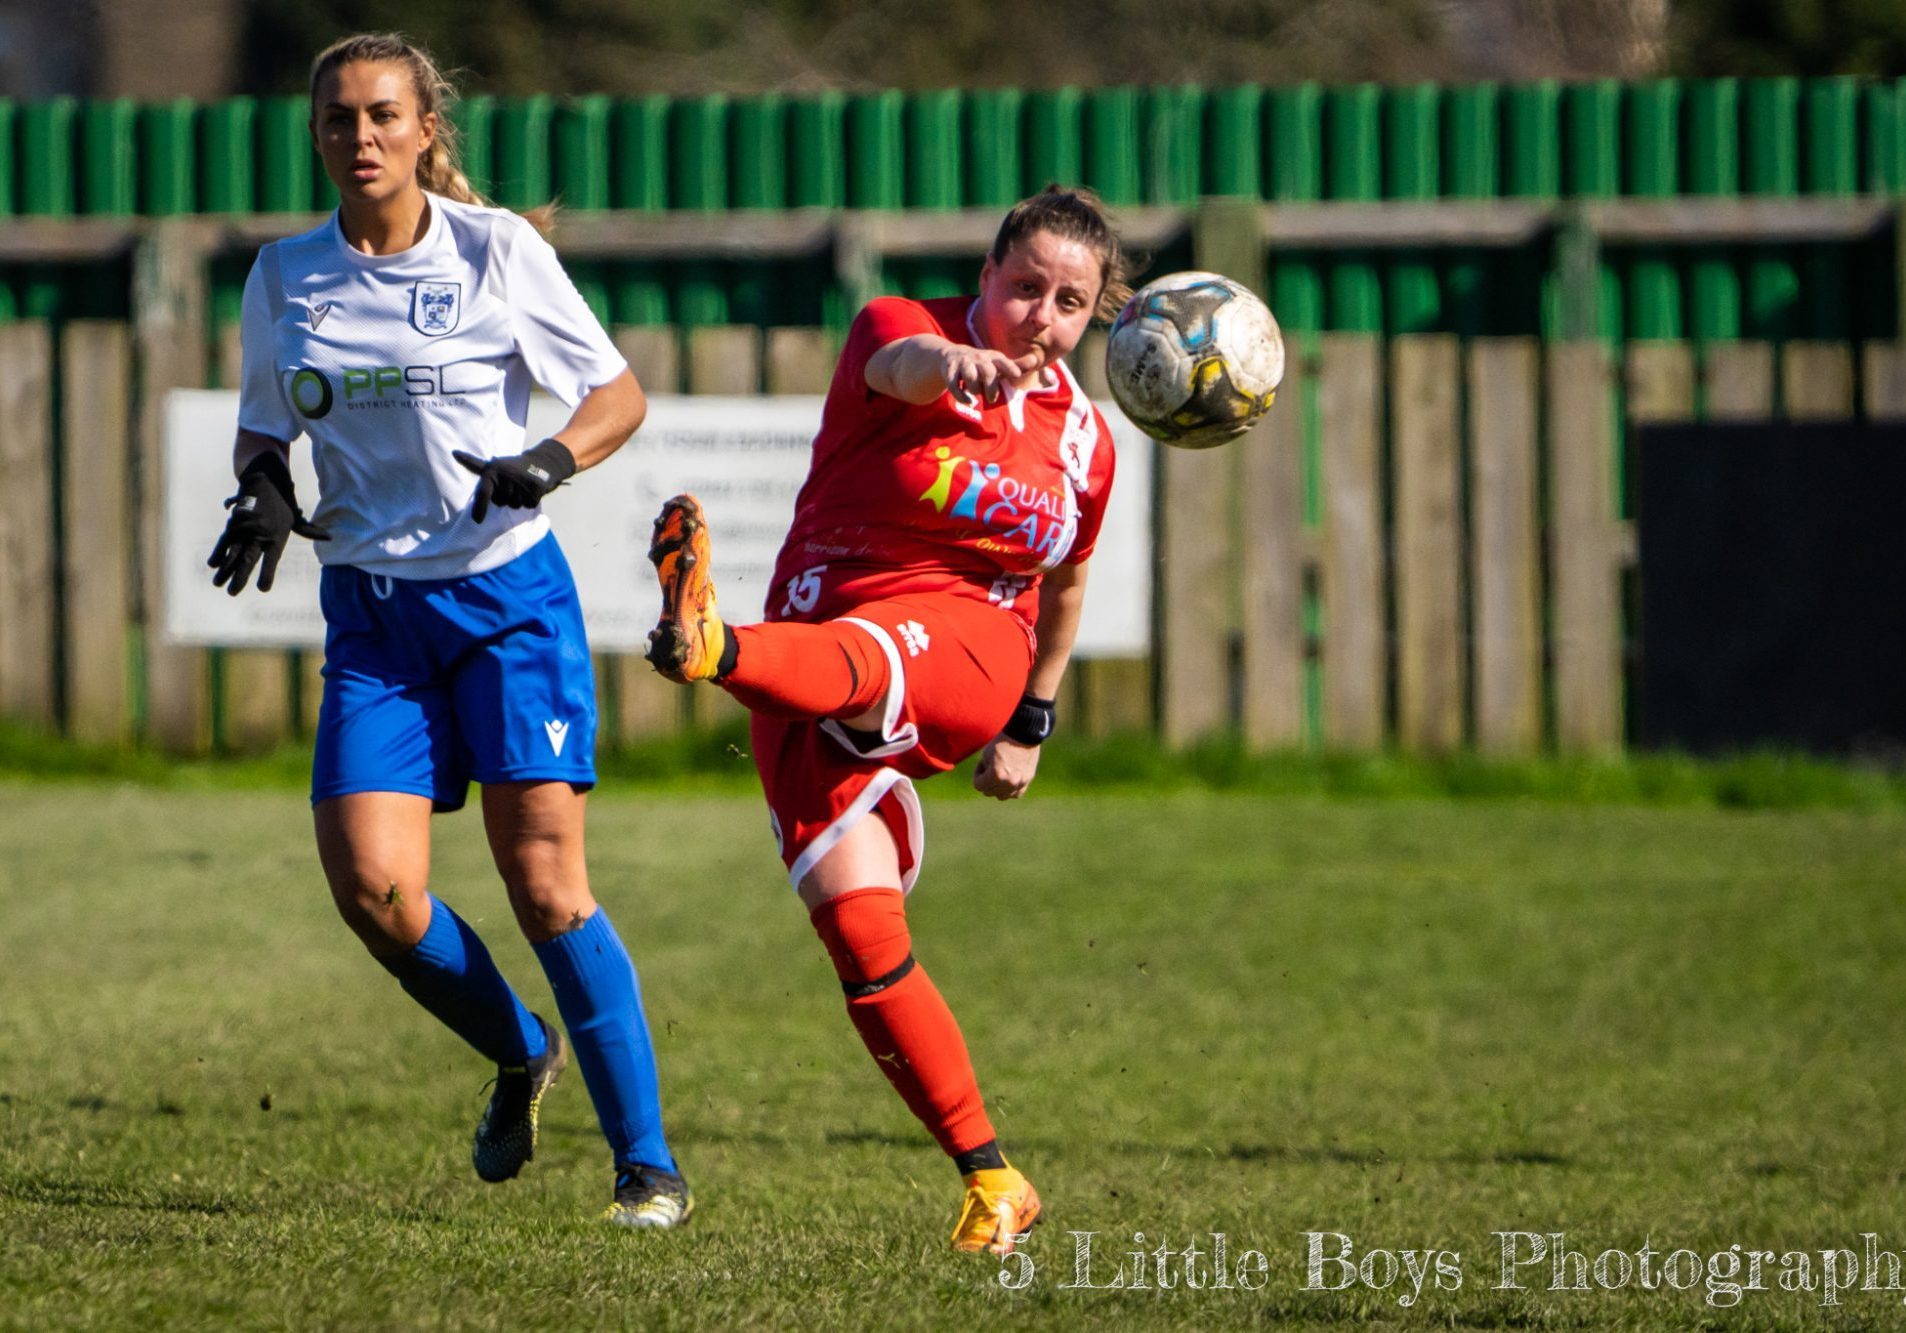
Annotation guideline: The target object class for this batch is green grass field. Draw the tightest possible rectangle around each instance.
[4,779,1905,1329]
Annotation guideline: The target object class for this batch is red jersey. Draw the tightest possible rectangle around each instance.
[767,296,1117,630]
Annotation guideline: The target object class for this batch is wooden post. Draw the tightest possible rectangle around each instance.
[60,321,134,744]
[834,213,884,321]
[1467,338,1542,755]
[298,650,325,738]
[1154,196,1272,745]
[1157,437,1234,744]
[614,327,681,395]
[1554,206,1604,342]
[134,218,212,753]
[1863,343,1906,418]
[1071,330,1113,401]
[1060,328,1151,736]
[0,323,56,727]
[764,327,839,395]
[1319,335,1386,749]
[685,325,762,397]
[1391,335,1464,753]
[1240,345,1304,748]
[1781,341,1855,420]
[680,325,763,732]
[1702,342,1775,420]
[606,327,685,744]
[1626,342,1697,424]
[215,323,291,752]
[1546,340,1622,753]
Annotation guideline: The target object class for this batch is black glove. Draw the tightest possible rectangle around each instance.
[207,452,330,595]
[452,438,577,523]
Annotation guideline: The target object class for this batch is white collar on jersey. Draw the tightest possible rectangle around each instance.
[330,190,446,267]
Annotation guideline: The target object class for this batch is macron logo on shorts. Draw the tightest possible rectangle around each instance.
[543,719,570,756]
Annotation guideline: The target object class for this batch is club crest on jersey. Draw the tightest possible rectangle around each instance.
[410,281,461,336]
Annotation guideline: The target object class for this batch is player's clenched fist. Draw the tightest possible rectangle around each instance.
[938,344,1044,406]
[972,736,1041,800]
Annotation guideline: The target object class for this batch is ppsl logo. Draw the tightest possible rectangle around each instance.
[285,363,473,419]
[288,368,334,419]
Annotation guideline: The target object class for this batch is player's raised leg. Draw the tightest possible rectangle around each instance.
[483,780,691,1228]
[799,816,1041,1256]
[646,493,892,725]
[315,791,563,1183]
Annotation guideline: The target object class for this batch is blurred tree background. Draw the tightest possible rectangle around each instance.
[237,0,1450,93]
[2,0,1901,99]
[235,0,1906,92]
[1672,0,1906,75]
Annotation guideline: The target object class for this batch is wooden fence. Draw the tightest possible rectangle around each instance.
[1148,335,1906,755]
[0,200,1902,756]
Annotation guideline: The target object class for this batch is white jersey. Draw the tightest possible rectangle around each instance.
[238,193,627,579]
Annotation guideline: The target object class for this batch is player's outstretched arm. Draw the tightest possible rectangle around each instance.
[973,560,1089,801]
[867,335,1041,407]
[545,367,646,472]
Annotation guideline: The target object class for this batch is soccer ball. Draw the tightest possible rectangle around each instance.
[1104,271,1284,449]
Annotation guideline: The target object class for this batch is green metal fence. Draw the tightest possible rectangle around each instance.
[2,78,1904,337]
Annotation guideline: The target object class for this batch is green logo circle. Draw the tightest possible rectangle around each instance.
[290,368,333,419]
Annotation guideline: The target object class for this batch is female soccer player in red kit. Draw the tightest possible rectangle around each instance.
[645,187,1128,1255]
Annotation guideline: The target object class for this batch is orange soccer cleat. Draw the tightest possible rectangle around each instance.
[645,494,727,683]
[951,1164,1042,1256]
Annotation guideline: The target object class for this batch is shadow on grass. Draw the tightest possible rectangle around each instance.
[823,1127,921,1149]
[2,1172,249,1217]
[7,718,1906,812]
[668,1122,1576,1172]
[1218,1143,1571,1169]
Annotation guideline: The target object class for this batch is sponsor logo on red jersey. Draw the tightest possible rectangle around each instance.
[915,446,1076,564]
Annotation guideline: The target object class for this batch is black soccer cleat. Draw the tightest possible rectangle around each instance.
[472,1016,567,1183]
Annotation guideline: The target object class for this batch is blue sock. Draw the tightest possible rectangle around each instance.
[376,894,547,1067]
[532,908,676,1172]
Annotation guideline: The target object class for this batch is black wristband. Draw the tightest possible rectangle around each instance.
[1001,694,1056,747]
[522,437,578,488]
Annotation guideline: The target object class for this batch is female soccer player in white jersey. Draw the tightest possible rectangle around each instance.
[644,187,1128,1255]
[207,32,688,1228]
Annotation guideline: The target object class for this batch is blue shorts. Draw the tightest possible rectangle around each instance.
[312,532,597,812]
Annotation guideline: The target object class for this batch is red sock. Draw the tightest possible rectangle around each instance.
[721,621,889,719]
[809,888,996,1157]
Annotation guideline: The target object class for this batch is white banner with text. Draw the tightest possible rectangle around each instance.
[163,391,1153,656]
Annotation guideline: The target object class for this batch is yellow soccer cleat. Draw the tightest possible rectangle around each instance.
[604,1164,695,1230]
[951,1164,1042,1255]
[645,494,728,684]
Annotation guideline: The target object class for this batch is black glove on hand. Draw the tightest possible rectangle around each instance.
[452,438,577,523]
[207,451,330,596]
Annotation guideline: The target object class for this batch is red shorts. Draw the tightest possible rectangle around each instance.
[749,593,1035,892]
